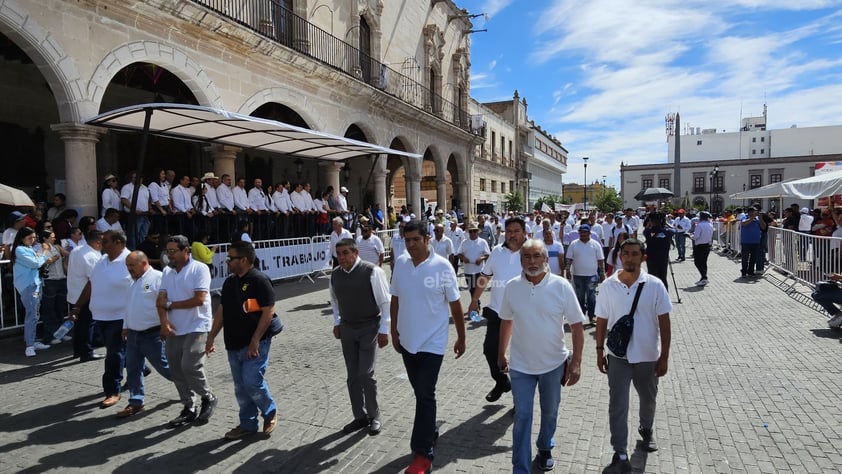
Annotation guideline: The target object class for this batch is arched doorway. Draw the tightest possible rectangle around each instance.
[249,102,311,185]
[0,31,60,202]
[386,138,410,212]
[98,62,201,183]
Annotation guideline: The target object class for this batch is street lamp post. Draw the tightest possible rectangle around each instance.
[583,156,589,212]
[709,163,719,215]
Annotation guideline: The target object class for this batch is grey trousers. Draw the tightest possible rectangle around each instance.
[340,320,380,421]
[165,331,213,409]
[607,355,658,454]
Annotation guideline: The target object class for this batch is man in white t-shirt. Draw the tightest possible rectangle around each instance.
[457,222,490,310]
[624,208,640,238]
[498,238,585,473]
[430,224,454,262]
[329,217,354,267]
[390,219,465,474]
[469,217,527,403]
[595,238,672,472]
[445,220,464,275]
[542,228,565,276]
[601,213,615,258]
[565,224,605,325]
[157,235,217,428]
[88,230,132,409]
[356,223,385,266]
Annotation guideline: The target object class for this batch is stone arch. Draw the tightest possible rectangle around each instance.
[0,3,87,122]
[238,88,325,131]
[89,41,223,113]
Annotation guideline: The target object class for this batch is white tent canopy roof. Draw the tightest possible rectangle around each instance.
[729,178,800,200]
[86,103,422,161]
[782,170,842,199]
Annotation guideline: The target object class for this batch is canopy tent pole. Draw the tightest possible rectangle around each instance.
[127,108,153,245]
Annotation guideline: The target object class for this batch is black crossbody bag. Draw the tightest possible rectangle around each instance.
[606,282,645,358]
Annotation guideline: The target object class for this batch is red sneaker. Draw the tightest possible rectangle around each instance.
[404,454,432,474]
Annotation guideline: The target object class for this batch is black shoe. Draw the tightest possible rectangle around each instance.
[603,452,631,474]
[535,450,554,471]
[638,428,658,452]
[143,366,152,377]
[368,418,382,436]
[342,418,368,434]
[197,394,217,421]
[485,383,511,402]
[168,407,197,428]
[79,353,105,362]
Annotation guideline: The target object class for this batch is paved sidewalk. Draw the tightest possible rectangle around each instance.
[1,248,840,473]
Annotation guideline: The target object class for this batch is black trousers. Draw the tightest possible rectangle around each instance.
[694,243,711,280]
[481,308,510,390]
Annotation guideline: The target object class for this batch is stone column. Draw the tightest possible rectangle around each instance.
[373,169,388,217]
[455,180,468,217]
[51,123,106,218]
[206,144,240,180]
[436,177,448,211]
[405,171,421,215]
[319,161,343,194]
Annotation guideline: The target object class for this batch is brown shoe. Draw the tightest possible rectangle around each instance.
[116,404,144,418]
[263,411,278,434]
[100,394,121,409]
[224,426,257,440]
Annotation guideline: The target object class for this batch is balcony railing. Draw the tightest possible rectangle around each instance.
[192,0,471,131]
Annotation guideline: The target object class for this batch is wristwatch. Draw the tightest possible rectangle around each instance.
[165,301,173,310]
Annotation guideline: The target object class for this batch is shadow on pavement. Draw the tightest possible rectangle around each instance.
[0,393,104,441]
[809,328,842,340]
[0,352,81,385]
[13,400,180,473]
[233,429,367,473]
[629,443,650,473]
[112,427,252,473]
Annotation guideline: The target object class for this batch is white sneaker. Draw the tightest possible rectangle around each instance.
[33,342,51,350]
[828,314,842,328]
[25,347,36,357]
[50,338,62,345]
[696,279,708,287]
[61,335,73,342]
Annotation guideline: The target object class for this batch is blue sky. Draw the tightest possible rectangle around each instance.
[458,0,842,189]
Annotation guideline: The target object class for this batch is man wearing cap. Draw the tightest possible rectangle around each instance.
[673,209,691,262]
[337,186,350,229]
[565,224,606,325]
[740,207,766,278]
[691,211,714,286]
[2,211,27,259]
[797,206,814,261]
[457,224,488,303]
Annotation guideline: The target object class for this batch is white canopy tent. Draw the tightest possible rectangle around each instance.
[781,170,842,199]
[86,103,422,161]
[728,178,800,200]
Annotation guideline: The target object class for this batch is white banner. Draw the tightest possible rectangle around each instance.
[209,238,332,291]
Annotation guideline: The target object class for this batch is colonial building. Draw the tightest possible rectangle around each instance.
[0,0,478,218]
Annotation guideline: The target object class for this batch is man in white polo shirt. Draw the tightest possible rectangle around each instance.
[329,217,354,267]
[430,224,454,262]
[468,216,527,403]
[498,238,585,473]
[390,219,466,474]
[457,222,490,311]
[445,220,464,275]
[157,234,217,428]
[595,238,672,473]
[67,230,104,362]
[89,230,132,409]
[118,250,172,418]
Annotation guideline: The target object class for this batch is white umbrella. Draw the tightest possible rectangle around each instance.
[0,183,35,207]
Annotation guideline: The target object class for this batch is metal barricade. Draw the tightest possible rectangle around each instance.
[1,259,22,332]
[766,227,842,289]
[209,236,328,290]
[375,228,398,262]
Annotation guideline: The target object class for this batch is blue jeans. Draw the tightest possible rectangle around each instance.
[227,339,277,432]
[401,347,443,460]
[95,319,126,396]
[18,283,41,347]
[510,362,566,474]
[674,233,686,259]
[126,328,172,406]
[572,275,597,319]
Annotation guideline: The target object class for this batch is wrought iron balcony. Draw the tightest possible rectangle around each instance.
[192,0,471,132]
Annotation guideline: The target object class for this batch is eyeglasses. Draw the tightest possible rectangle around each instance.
[165,248,183,254]
[226,255,245,261]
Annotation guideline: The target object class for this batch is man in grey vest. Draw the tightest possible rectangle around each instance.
[330,238,391,436]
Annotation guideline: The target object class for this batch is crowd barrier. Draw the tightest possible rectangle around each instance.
[765,227,842,289]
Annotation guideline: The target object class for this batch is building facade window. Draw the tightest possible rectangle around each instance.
[752,137,756,143]
[480,178,486,191]
[697,140,702,145]
[491,131,496,157]
[491,180,497,192]
[659,178,670,189]
[750,174,762,189]
[694,176,705,193]
[501,182,506,194]
[510,180,515,193]
[642,178,653,189]
[712,176,724,192]
[770,173,783,184]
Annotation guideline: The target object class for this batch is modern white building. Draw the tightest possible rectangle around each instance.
[523,124,567,209]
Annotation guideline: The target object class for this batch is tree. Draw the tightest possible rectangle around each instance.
[503,191,524,212]
[593,188,623,213]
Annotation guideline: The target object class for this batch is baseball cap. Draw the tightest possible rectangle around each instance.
[340,186,349,193]
[578,224,591,232]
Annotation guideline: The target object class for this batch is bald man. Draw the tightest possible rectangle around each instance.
[117,251,172,418]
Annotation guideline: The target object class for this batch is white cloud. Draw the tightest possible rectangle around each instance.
[481,0,514,18]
